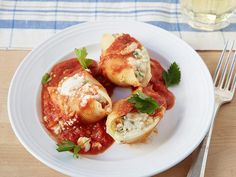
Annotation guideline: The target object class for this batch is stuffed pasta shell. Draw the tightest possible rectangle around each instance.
[106,89,166,144]
[99,33,152,87]
[47,70,112,124]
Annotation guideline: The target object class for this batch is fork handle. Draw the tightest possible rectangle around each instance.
[187,102,220,177]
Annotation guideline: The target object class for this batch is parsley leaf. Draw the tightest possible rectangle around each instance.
[73,145,81,159]
[41,73,52,85]
[74,47,93,69]
[56,140,76,152]
[128,91,159,114]
[162,62,181,87]
[56,140,81,159]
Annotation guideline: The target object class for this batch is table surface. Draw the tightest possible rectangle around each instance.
[0,50,236,177]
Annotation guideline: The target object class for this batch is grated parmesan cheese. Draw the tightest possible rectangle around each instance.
[92,142,102,149]
[52,124,61,135]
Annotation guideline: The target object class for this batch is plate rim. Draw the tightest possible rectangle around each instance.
[8,21,215,177]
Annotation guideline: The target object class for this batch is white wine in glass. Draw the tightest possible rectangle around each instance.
[180,0,236,31]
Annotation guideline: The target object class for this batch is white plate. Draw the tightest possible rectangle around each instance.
[8,21,214,177]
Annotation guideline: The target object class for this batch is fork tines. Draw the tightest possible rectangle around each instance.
[213,41,236,93]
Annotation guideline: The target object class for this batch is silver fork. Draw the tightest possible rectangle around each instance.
[187,41,236,177]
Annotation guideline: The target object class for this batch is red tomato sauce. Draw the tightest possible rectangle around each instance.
[105,34,141,55]
[41,58,114,155]
[146,59,175,110]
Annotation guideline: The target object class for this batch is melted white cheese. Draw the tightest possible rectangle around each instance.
[57,73,108,108]
[80,95,93,107]
[58,74,85,96]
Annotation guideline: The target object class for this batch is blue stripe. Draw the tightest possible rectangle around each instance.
[221,24,236,32]
[148,21,194,31]
[4,0,178,3]
[0,20,236,31]
[148,21,236,32]
[0,8,180,15]
[148,21,201,31]
[0,20,83,29]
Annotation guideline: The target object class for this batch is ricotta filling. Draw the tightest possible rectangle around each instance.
[115,113,154,136]
[128,47,150,82]
[120,42,139,55]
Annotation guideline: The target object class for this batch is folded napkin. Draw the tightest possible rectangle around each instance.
[0,0,235,50]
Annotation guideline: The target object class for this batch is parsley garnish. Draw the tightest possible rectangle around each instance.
[73,145,81,159]
[74,47,93,69]
[41,73,52,85]
[56,140,81,159]
[128,91,159,114]
[56,139,90,159]
[162,62,181,87]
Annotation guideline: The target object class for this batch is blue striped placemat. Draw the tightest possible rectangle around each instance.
[0,0,235,50]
